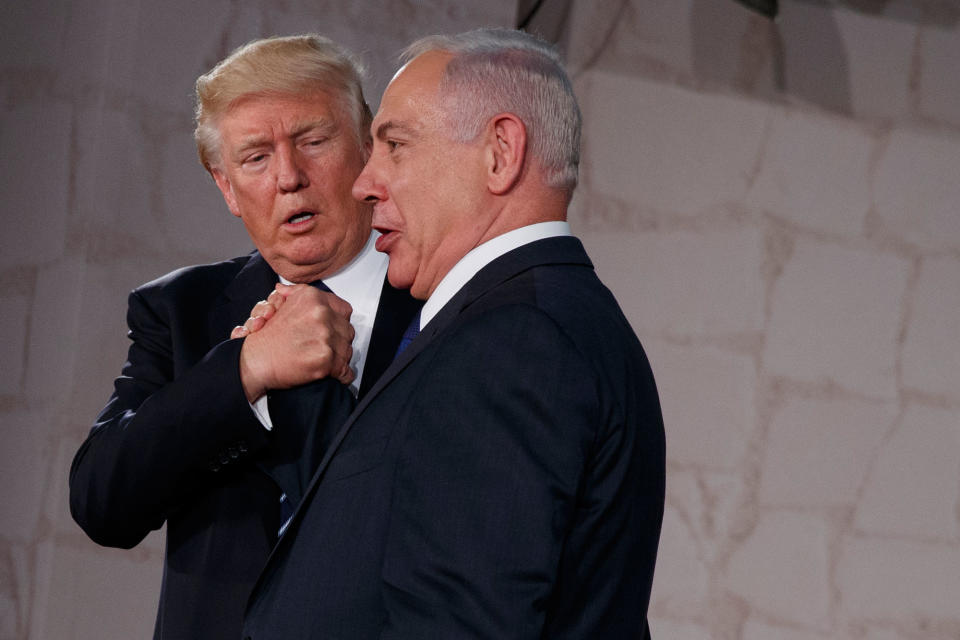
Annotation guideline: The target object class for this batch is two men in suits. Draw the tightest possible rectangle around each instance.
[69,35,419,639]
[242,28,665,639]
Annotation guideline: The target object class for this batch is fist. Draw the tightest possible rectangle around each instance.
[236,283,356,401]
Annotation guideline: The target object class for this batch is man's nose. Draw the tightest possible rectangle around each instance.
[352,162,385,203]
[276,146,308,192]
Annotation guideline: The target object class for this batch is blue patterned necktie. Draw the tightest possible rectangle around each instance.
[394,310,421,359]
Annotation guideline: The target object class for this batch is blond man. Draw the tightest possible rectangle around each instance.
[69,35,419,639]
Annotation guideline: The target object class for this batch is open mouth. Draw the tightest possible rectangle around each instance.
[373,227,398,252]
[286,211,315,225]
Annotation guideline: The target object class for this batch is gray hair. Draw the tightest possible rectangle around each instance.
[402,28,581,192]
[194,34,371,170]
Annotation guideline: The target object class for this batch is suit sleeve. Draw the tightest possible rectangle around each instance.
[379,305,605,639]
[69,287,271,549]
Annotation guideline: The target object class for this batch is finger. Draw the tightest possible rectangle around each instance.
[231,325,248,339]
[316,291,353,319]
[243,315,267,334]
[273,282,296,298]
[251,299,275,320]
[317,337,351,383]
[324,323,355,359]
[266,288,285,309]
[338,345,355,383]
[334,362,356,386]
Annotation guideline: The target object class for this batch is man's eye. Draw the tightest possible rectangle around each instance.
[244,153,266,165]
[387,140,401,151]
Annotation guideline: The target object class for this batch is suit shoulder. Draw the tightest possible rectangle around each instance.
[475,261,630,342]
[468,264,652,387]
[534,263,638,336]
[133,252,256,299]
[449,300,586,368]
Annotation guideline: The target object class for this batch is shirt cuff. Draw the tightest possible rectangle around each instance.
[250,395,273,431]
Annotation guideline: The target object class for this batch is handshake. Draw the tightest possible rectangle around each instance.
[231,283,356,402]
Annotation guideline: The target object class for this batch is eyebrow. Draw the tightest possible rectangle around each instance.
[374,120,417,141]
[233,119,339,156]
[291,119,338,139]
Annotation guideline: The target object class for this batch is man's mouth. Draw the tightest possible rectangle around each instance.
[373,226,398,253]
[286,211,315,225]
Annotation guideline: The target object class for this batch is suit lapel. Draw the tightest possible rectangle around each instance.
[209,252,277,344]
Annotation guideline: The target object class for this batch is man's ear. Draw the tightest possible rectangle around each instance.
[211,167,242,218]
[485,113,527,196]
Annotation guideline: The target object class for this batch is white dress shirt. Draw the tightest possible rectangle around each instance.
[419,221,572,329]
[252,231,388,429]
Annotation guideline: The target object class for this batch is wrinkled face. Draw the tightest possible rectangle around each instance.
[352,52,490,300]
[211,90,371,283]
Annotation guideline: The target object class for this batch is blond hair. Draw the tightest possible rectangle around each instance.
[194,34,371,170]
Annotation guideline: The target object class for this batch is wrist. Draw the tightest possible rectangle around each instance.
[238,339,268,403]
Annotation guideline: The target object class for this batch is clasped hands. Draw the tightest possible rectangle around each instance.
[233,284,355,402]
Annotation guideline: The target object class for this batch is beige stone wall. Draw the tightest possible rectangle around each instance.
[1,1,957,638]
[567,1,960,638]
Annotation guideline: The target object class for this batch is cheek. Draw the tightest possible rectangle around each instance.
[234,182,272,211]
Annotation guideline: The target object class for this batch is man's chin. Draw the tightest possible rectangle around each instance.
[386,264,419,297]
[265,252,334,284]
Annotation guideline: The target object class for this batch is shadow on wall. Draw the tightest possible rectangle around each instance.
[547,0,956,118]
[531,0,857,116]
[517,0,574,40]
[731,0,960,27]
[691,0,853,114]
[831,0,958,26]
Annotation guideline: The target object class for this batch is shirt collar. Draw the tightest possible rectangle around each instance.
[420,221,572,329]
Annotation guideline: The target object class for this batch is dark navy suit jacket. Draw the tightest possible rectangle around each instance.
[69,251,419,639]
[243,236,665,639]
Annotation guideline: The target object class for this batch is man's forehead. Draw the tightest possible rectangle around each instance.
[386,50,452,92]
[372,51,451,133]
[370,93,422,139]
[221,92,345,133]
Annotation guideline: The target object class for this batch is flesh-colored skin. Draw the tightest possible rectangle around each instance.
[210,90,370,400]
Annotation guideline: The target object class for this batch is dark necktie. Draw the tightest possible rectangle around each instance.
[394,310,421,359]
[276,279,332,536]
[310,279,332,293]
